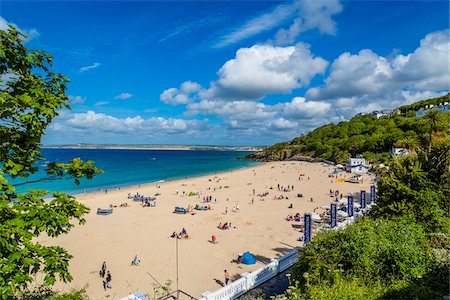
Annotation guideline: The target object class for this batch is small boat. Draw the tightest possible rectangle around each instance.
[97,208,113,215]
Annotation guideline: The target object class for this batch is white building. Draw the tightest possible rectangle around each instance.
[392,147,409,156]
[346,157,371,174]
[349,165,369,174]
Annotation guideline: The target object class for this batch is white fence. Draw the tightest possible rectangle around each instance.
[200,247,300,300]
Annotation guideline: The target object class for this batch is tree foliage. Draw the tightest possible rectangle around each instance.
[0,25,103,299]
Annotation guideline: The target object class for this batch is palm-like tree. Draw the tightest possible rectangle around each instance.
[424,109,441,155]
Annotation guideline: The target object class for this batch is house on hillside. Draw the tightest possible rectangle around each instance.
[416,102,449,117]
[370,111,389,119]
[346,157,371,174]
[392,147,409,156]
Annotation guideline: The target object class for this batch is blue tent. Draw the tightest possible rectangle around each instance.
[241,251,256,265]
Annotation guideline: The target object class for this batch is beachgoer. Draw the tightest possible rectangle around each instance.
[212,235,217,244]
[132,255,140,266]
[106,271,112,289]
[224,270,230,285]
[225,207,228,214]
[100,261,106,278]
[236,203,239,212]
[181,228,187,235]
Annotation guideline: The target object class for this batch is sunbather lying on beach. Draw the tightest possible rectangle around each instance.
[218,222,229,230]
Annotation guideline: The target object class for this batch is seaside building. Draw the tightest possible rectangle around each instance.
[346,157,371,174]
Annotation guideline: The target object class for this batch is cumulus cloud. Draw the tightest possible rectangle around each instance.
[197,43,327,102]
[49,111,211,138]
[213,0,342,48]
[307,29,450,100]
[114,93,133,100]
[281,97,331,119]
[160,81,202,105]
[0,17,40,41]
[79,62,100,72]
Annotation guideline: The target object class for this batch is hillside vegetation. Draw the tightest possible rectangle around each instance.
[247,94,449,164]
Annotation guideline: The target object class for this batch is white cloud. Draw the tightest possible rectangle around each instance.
[282,97,331,119]
[307,29,450,100]
[270,118,298,130]
[160,81,202,105]
[79,63,100,72]
[0,17,40,41]
[68,95,86,105]
[275,0,343,45]
[392,29,450,90]
[114,93,133,100]
[200,43,328,101]
[94,101,109,107]
[49,111,211,137]
[213,0,342,48]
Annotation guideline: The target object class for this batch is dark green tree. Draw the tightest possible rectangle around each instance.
[0,25,103,298]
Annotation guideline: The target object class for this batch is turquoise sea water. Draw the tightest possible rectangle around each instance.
[12,148,259,195]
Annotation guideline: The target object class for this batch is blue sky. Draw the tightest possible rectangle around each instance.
[1,0,449,146]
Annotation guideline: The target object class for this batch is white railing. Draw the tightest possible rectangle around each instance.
[200,247,301,300]
[276,248,299,273]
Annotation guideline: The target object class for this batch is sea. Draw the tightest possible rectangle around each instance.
[11,148,260,195]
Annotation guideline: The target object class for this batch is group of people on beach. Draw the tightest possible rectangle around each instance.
[277,183,294,192]
[171,227,188,239]
[99,261,112,290]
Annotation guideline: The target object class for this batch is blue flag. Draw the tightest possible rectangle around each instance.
[331,203,337,228]
[348,196,354,217]
[304,213,311,243]
[360,190,366,209]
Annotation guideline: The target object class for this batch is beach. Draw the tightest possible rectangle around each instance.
[35,161,373,299]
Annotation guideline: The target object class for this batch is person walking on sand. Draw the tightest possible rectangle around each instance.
[225,207,228,214]
[224,270,230,285]
[100,261,106,278]
[106,271,112,289]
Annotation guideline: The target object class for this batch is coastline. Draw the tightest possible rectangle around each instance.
[41,144,265,152]
[72,162,263,199]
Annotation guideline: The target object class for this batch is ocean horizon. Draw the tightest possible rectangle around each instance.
[11,148,260,195]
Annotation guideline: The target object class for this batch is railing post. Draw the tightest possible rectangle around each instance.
[200,291,212,300]
[240,272,251,290]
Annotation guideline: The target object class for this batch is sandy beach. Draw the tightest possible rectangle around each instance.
[35,161,373,299]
